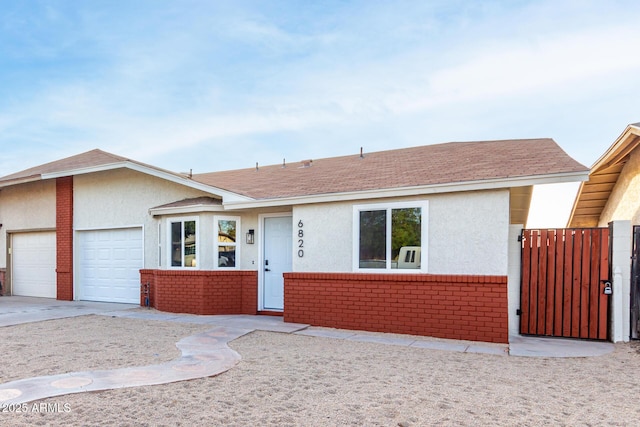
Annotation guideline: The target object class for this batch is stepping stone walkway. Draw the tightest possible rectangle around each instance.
[0,326,251,405]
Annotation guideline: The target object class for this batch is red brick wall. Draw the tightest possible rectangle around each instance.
[56,176,74,301]
[140,269,258,315]
[284,273,509,344]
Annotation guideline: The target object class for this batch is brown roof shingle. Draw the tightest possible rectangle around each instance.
[0,149,128,184]
[192,139,587,200]
[0,139,587,201]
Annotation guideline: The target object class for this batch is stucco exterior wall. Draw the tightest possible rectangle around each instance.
[74,169,211,268]
[429,190,509,275]
[0,180,56,269]
[292,202,353,272]
[599,147,640,226]
[292,189,510,276]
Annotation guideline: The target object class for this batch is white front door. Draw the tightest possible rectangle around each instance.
[262,216,292,311]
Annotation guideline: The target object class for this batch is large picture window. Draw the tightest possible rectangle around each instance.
[354,202,427,271]
[215,216,240,268]
[168,218,198,268]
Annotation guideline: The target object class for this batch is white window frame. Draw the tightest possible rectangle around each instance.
[166,216,199,269]
[214,215,241,269]
[352,201,428,273]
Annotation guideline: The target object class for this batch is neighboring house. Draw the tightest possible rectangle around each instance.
[568,122,640,340]
[569,122,640,227]
[0,139,588,343]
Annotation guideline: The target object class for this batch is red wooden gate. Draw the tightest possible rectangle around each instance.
[520,228,610,340]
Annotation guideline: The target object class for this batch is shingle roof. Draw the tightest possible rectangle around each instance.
[0,148,193,188]
[192,139,587,200]
[0,139,587,202]
[0,149,129,184]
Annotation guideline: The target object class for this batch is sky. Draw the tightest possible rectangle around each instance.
[1,0,639,227]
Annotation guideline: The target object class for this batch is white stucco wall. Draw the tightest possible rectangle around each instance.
[292,189,511,276]
[293,202,353,272]
[429,190,510,275]
[0,180,56,269]
[74,169,212,269]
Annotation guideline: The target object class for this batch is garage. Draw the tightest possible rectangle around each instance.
[77,227,143,304]
[12,231,57,298]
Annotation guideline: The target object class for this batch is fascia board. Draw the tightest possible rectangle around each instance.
[149,205,226,216]
[591,125,640,172]
[223,171,589,210]
[40,161,253,203]
[0,175,42,188]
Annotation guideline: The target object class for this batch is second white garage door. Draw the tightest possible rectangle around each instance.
[77,227,143,304]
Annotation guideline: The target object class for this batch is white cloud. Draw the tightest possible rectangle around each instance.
[391,24,640,113]
[2,0,640,186]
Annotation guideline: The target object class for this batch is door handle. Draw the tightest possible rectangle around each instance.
[265,268,271,272]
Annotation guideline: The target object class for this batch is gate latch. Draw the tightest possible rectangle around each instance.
[602,280,613,295]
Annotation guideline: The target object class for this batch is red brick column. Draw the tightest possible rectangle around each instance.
[56,176,74,301]
[284,273,509,344]
[140,269,156,308]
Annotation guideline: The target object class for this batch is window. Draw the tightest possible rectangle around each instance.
[353,201,427,271]
[215,216,240,268]
[168,218,198,268]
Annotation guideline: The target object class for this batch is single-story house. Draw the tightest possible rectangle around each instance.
[568,122,640,340]
[0,139,588,343]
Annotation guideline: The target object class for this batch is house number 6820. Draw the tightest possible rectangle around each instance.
[297,220,304,257]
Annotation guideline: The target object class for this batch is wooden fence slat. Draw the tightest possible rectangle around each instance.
[554,229,565,337]
[545,230,556,335]
[520,230,531,335]
[580,230,592,338]
[563,230,574,337]
[537,229,548,335]
[529,230,540,334]
[571,230,583,338]
[598,229,610,340]
[589,229,601,339]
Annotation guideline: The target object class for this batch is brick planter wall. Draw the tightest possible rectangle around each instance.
[56,176,74,301]
[139,269,258,315]
[284,273,509,343]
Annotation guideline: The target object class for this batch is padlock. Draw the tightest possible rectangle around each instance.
[603,281,612,295]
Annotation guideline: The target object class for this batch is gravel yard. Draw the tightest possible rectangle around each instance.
[1,315,639,426]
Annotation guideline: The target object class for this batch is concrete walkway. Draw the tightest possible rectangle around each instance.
[0,297,617,405]
[0,300,309,405]
[0,326,251,405]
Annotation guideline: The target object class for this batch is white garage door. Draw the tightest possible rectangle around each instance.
[77,228,143,304]
[12,231,57,298]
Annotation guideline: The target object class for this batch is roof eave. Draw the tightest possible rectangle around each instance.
[223,171,589,210]
[591,124,640,172]
[0,174,43,188]
[567,123,640,227]
[39,161,253,203]
[149,204,227,216]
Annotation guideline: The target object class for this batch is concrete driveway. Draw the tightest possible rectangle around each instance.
[0,296,136,327]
